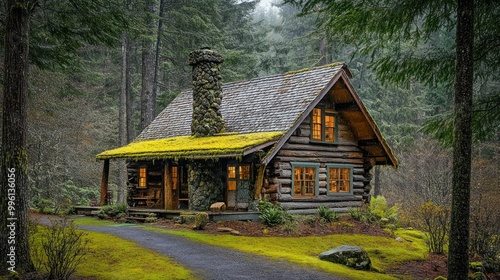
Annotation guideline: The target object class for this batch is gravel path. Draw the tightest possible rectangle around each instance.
[78,224,344,280]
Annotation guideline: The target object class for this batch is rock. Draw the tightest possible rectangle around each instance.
[395,237,403,242]
[217,227,234,232]
[230,230,241,236]
[319,245,371,270]
[210,202,226,212]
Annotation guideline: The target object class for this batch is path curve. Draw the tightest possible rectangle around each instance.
[79,224,344,280]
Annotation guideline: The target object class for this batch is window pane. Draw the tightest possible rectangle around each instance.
[227,166,236,179]
[139,177,147,188]
[139,167,147,188]
[312,108,322,140]
[239,165,250,180]
[325,115,335,142]
[293,167,302,194]
[228,181,236,191]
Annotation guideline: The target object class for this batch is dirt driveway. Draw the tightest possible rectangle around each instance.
[78,224,344,280]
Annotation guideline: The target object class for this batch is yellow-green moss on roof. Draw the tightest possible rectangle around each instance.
[96,131,284,160]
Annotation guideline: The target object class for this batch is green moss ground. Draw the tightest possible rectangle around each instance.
[72,217,428,280]
[145,227,427,280]
[31,224,195,280]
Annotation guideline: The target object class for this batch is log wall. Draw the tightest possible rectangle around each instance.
[263,113,374,213]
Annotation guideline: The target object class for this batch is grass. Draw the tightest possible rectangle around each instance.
[145,226,428,280]
[31,224,195,280]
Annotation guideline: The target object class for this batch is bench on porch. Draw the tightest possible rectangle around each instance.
[132,189,161,208]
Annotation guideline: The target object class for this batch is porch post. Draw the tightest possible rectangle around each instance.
[254,165,266,200]
[100,159,110,205]
[164,162,173,210]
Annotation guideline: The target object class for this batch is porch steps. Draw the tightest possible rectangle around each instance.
[126,211,156,223]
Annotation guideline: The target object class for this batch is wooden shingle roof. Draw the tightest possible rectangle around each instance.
[136,63,348,141]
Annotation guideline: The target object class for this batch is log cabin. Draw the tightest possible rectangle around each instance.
[96,48,397,214]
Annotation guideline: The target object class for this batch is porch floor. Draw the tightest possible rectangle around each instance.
[74,206,261,221]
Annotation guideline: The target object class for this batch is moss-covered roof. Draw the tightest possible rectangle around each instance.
[96,131,284,160]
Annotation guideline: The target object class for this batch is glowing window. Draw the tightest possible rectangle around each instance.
[325,115,335,142]
[328,166,352,194]
[239,165,250,180]
[138,167,147,188]
[227,164,250,191]
[311,107,337,143]
[293,165,318,197]
[312,108,322,141]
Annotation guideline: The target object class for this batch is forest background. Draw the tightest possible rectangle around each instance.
[0,0,498,262]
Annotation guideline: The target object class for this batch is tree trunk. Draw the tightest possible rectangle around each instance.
[447,0,474,279]
[0,0,34,274]
[126,37,135,143]
[153,0,165,99]
[140,0,157,130]
[117,32,129,204]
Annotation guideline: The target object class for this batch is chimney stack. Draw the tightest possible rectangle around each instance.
[189,48,225,137]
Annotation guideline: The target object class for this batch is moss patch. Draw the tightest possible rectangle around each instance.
[145,227,428,280]
[96,131,283,160]
[31,225,195,280]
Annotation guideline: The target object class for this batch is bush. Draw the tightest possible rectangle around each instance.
[413,201,450,254]
[193,212,209,230]
[369,196,399,223]
[318,206,338,223]
[258,200,292,226]
[349,196,399,226]
[31,218,90,280]
[97,203,128,219]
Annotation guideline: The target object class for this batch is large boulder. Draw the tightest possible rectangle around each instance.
[319,245,371,270]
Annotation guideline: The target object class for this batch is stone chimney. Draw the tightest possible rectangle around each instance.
[189,48,225,137]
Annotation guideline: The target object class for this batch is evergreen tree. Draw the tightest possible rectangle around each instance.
[285,0,499,277]
[1,0,34,274]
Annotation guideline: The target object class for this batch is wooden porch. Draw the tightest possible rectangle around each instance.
[74,206,260,221]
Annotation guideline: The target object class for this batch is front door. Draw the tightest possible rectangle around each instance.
[227,164,251,210]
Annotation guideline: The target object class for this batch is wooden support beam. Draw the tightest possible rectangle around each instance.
[164,163,173,210]
[100,159,110,206]
[254,165,266,200]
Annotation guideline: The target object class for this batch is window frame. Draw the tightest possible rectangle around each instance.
[326,164,354,196]
[291,162,320,198]
[310,106,338,144]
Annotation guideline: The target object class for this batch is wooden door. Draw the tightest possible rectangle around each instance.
[227,164,251,210]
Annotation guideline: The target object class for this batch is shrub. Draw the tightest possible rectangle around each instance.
[413,201,450,254]
[349,196,399,226]
[317,206,338,223]
[31,218,90,280]
[97,203,128,219]
[369,196,399,223]
[349,205,376,224]
[193,212,209,230]
[258,201,292,226]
